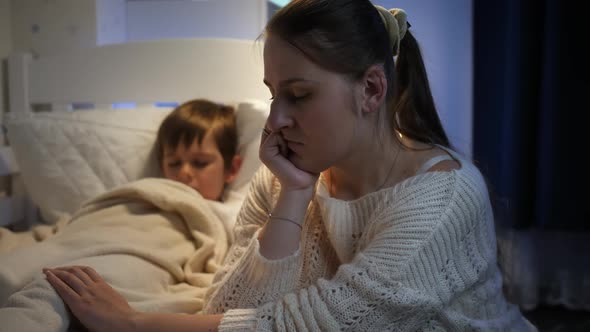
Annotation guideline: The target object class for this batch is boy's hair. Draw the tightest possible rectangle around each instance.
[156,99,238,170]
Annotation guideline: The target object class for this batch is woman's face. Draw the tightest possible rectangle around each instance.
[263,34,361,174]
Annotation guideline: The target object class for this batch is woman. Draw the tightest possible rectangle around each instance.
[44,1,536,331]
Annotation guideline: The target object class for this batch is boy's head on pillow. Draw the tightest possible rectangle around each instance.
[156,99,242,201]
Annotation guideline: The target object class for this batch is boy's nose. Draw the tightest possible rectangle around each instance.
[178,164,195,183]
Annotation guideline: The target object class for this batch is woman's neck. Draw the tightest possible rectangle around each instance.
[324,129,439,200]
[324,130,404,200]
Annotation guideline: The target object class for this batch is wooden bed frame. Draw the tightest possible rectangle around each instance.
[0,38,269,227]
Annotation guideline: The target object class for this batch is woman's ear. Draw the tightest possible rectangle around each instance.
[224,154,243,184]
[360,65,388,114]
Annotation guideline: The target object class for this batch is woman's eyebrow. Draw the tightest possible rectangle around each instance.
[263,78,319,89]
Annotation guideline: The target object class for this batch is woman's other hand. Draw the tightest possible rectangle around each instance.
[44,266,137,332]
[260,127,319,191]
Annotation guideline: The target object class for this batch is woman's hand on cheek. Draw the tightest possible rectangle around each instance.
[260,129,319,191]
[43,266,138,332]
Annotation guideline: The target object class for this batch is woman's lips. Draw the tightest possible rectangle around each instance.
[285,138,303,146]
[283,135,303,144]
[285,139,303,155]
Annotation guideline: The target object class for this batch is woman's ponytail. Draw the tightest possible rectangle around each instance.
[393,31,450,148]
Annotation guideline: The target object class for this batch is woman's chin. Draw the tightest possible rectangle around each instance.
[289,154,328,175]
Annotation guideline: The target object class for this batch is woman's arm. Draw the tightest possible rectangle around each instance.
[44,266,223,332]
[256,128,318,260]
[212,177,499,331]
[130,313,222,332]
[257,187,313,259]
[202,166,306,315]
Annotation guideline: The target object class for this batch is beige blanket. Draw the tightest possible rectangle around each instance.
[0,178,231,332]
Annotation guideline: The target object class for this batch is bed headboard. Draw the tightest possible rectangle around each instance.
[7,38,268,113]
[1,38,270,227]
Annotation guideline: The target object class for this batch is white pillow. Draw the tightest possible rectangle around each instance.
[5,99,269,223]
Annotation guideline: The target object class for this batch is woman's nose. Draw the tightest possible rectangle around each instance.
[267,100,294,131]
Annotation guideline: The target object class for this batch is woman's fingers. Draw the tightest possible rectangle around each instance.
[46,268,90,296]
[43,265,102,297]
[276,134,288,158]
[262,127,271,141]
[260,128,286,158]
[44,269,82,304]
[259,127,319,190]
[44,266,137,332]
[58,265,103,282]
[56,266,96,285]
[80,266,103,282]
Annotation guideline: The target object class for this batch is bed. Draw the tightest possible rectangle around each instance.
[0,38,270,331]
[0,38,270,228]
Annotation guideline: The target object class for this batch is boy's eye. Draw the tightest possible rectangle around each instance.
[167,161,180,167]
[192,160,209,168]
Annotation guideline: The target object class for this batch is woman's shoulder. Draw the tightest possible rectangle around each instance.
[391,151,491,215]
[441,149,491,204]
[363,153,494,253]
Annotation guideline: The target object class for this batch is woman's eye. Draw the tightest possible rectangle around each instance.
[270,91,309,104]
[287,93,309,103]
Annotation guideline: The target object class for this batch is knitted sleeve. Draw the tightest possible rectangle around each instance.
[202,166,304,315]
[216,172,501,331]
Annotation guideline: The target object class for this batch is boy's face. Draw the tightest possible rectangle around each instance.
[161,131,239,201]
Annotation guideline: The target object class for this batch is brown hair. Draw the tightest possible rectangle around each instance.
[155,99,238,169]
[265,0,449,147]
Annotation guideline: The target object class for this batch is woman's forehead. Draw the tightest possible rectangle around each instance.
[263,35,332,86]
[264,35,350,90]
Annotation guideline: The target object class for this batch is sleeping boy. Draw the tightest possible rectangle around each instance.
[0,99,247,332]
[155,98,245,242]
[0,99,244,251]
[156,98,242,201]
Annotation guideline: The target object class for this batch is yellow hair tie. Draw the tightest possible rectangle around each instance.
[374,6,409,56]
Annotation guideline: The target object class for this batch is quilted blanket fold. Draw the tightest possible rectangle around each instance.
[0,178,230,332]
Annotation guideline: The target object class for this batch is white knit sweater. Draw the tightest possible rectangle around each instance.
[203,153,536,331]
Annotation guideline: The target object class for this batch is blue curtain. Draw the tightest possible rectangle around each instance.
[473,0,588,230]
